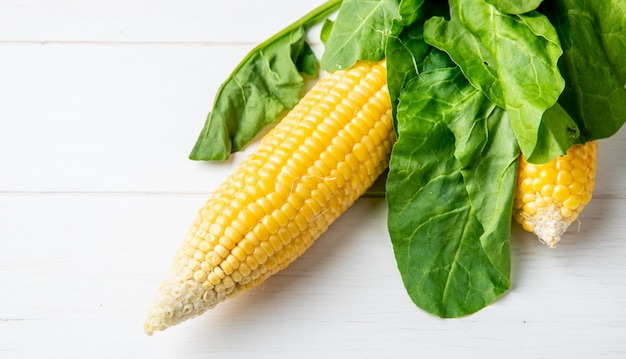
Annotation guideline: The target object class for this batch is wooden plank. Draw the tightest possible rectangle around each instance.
[0,42,260,192]
[0,0,329,44]
[2,41,625,195]
[0,193,624,357]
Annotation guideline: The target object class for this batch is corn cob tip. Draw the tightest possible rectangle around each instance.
[144,275,217,335]
[513,141,597,248]
[523,203,569,248]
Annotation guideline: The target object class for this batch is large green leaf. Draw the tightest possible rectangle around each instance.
[387,67,517,317]
[385,20,430,130]
[424,0,568,162]
[485,0,543,14]
[393,0,426,31]
[321,0,399,71]
[189,0,341,161]
[544,0,626,141]
[385,0,451,130]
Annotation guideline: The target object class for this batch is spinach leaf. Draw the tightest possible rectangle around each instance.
[189,0,341,161]
[385,19,430,130]
[527,103,581,163]
[393,0,426,31]
[542,0,626,142]
[295,40,319,77]
[320,18,335,44]
[321,0,400,71]
[485,0,544,15]
[385,1,451,129]
[424,0,569,162]
[387,67,517,317]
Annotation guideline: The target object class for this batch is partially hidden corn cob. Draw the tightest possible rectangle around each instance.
[144,60,394,335]
[513,141,598,247]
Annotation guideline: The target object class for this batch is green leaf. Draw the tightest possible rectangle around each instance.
[419,47,455,73]
[387,67,517,317]
[321,0,400,71]
[485,0,543,15]
[385,1,451,129]
[295,41,318,76]
[424,0,569,162]
[320,18,335,44]
[543,0,626,142]
[393,0,426,31]
[526,103,581,163]
[386,19,430,130]
[189,0,341,161]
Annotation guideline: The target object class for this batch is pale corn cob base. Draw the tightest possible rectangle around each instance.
[144,61,394,335]
[513,141,597,247]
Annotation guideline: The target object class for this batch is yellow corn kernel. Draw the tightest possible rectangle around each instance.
[144,60,394,335]
[513,141,597,247]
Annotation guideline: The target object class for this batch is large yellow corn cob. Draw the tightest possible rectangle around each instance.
[513,141,598,247]
[144,60,393,335]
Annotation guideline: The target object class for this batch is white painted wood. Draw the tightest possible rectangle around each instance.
[1,41,624,194]
[0,0,327,43]
[1,1,625,358]
[0,194,625,358]
[0,42,257,192]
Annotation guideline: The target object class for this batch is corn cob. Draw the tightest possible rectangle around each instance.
[513,141,598,247]
[144,60,394,335]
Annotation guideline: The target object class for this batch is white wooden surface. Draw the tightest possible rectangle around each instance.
[1,1,625,358]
